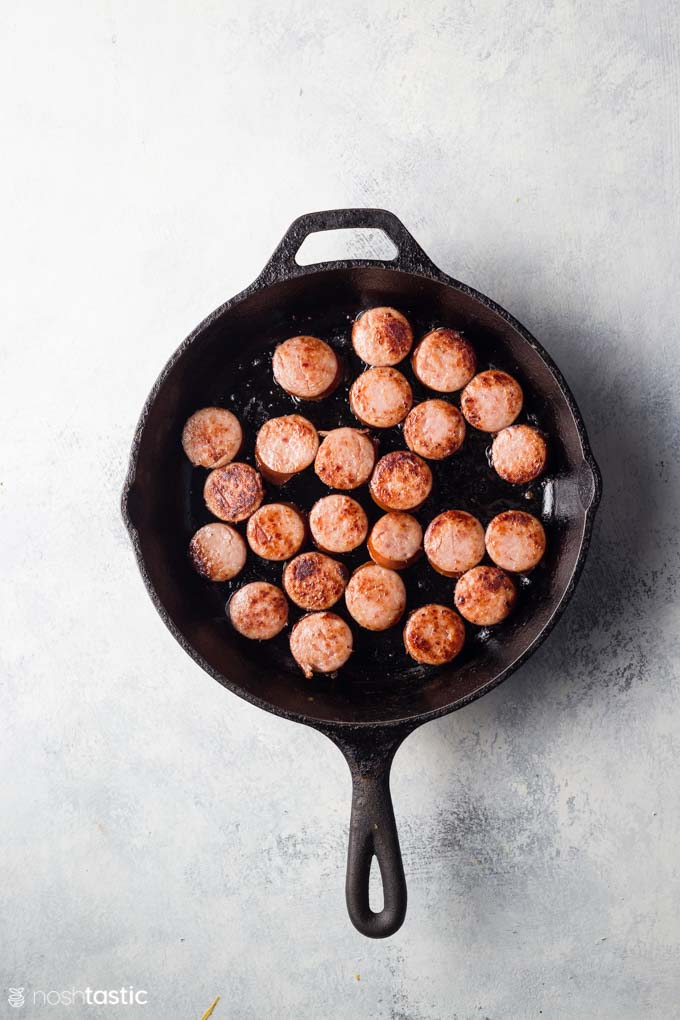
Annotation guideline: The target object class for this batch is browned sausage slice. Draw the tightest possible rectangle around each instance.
[272,335,341,400]
[367,512,423,570]
[228,581,289,639]
[352,307,413,366]
[314,427,376,490]
[349,367,412,428]
[460,371,523,432]
[255,414,319,484]
[491,425,548,484]
[344,562,407,631]
[309,495,368,554]
[411,328,476,392]
[189,523,247,581]
[485,510,546,572]
[403,604,466,665]
[182,407,243,468]
[403,400,466,460]
[454,566,517,625]
[424,510,485,577]
[369,451,433,511]
[289,612,353,678]
[246,503,306,561]
[204,463,264,522]
[282,552,348,610]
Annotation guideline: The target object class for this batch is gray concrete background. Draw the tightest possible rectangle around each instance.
[2,1,679,1017]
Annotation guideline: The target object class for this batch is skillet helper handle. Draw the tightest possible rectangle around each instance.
[325,726,411,938]
[258,207,440,282]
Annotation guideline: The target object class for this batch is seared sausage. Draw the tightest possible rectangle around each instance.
[189,523,247,582]
[182,407,242,468]
[255,414,319,484]
[345,562,407,631]
[367,512,423,570]
[369,451,433,511]
[460,370,523,432]
[485,510,546,573]
[272,335,341,400]
[403,604,466,665]
[352,307,413,366]
[411,328,476,393]
[204,462,264,522]
[309,495,368,554]
[282,551,348,610]
[424,510,485,577]
[349,367,412,428]
[491,425,547,484]
[314,427,376,490]
[403,400,466,460]
[246,502,306,561]
[228,581,289,640]
[289,612,353,678]
[454,566,517,625]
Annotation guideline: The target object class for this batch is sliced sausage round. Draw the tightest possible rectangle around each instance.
[345,562,407,631]
[454,566,517,626]
[189,523,247,582]
[370,451,433,511]
[491,425,548,484]
[424,510,485,577]
[314,427,376,490]
[403,399,466,460]
[182,407,243,469]
[349,367,412,428]
[309,495,368,554]
[204,462,264,522]
[289,612,354,678]
[367,512,423,570]
[403,604,466,665]
[485,510,546,573]
[255,414,319,484]
[460,370,523,432]
[352,307,413,366]
[411,328,476,393]
[246,502,306,561]
[272,335,341,400]
[282,551,348,610]
[228,581,289,640]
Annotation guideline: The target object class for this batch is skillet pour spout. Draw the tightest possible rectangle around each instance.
[122,207,601,938]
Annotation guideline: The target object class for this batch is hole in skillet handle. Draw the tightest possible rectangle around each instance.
[255,207,442,286]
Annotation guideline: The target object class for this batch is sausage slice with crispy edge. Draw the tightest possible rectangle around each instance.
[289,612,353,678]
[182,407,243,469]
[246,503,306,561]
[411,328,476,393]
[403,604,466,665]
[460,370,523,432]
[272,335,341,400]
[204,462,264,523]
[309,495,368,554]
[403,399,466,460]
[344,562,407,631]
[369,450,433,511]
[351,307,413,366]
[367,512,423,570]
[228,582,289,640]
[491,424,548,484]
[282,551,348,610]
[349,367,412,428]
[485,510,546,573]
[189,523,247,582]
[424,510,486,577]
[314,427,376,490]
[255,414,319,484]
[454,566,518,626]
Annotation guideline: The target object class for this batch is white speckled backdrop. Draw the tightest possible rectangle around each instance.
[2,1,680,1017]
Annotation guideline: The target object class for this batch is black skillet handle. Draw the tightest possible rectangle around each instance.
[256,208,440,285]
[323,725,414,938]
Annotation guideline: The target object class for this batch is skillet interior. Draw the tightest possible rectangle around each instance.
[125,266,597,725]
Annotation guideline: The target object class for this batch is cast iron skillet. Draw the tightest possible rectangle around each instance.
[122,208,601,938]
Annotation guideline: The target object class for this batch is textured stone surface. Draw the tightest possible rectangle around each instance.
[2,1,680,1017]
